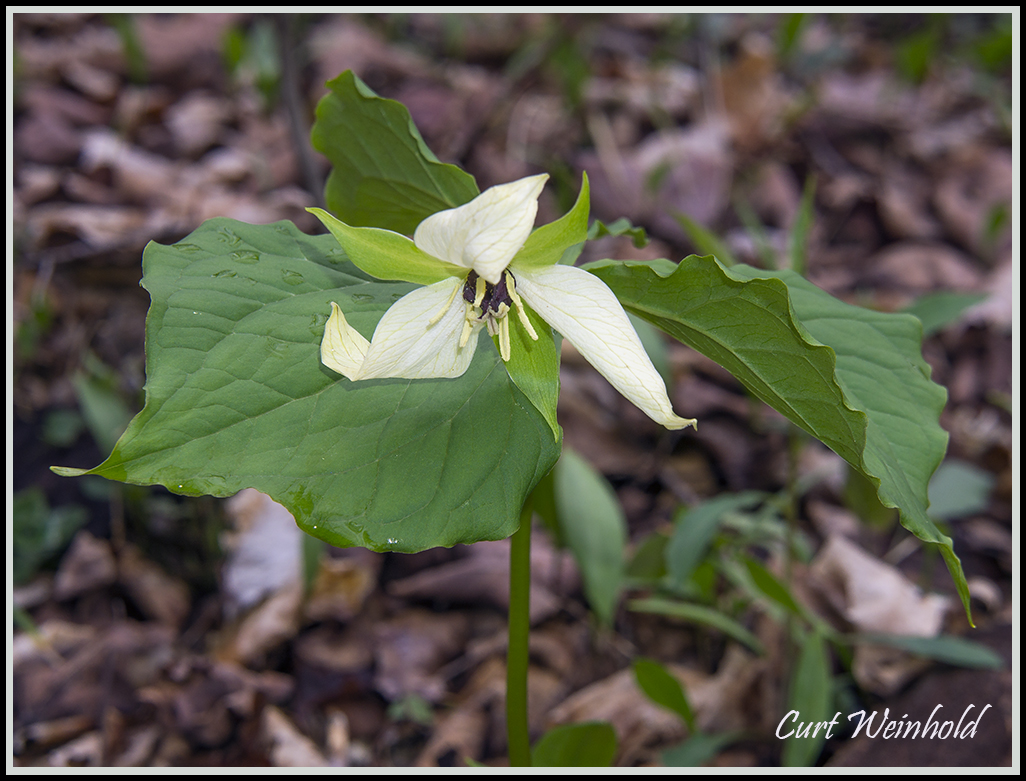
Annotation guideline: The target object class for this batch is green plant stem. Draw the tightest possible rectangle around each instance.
[507,499,533,767]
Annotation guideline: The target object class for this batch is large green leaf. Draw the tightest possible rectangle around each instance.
[550,448,627,626]
[52,219,560,553]
[587,256,969,621]
[311,70,479,234]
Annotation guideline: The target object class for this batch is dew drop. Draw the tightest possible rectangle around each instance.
[281,269,304,286]
[218,226,242,246]
[309,313,328,335]
[351,293,373,303]
[173,242,202,253]
[229,250,260,264]
[212,269,238,279]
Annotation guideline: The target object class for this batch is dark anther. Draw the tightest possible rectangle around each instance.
[463,270,514,316]
[463,271,479,304]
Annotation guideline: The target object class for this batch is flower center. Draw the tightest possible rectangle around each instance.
[457,270,538,361]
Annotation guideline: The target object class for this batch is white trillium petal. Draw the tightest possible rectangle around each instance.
[358,277,479,380]
[414,174,548,284]
[515,264,697,430]
[321,301,372,380]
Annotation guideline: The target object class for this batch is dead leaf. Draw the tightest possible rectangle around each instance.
[53,531,117,600]
[222,489,303,618]
[388,537,577,625]
[933,147,1013,257]
[810,535,949,636]
[867,241,981,297]
[216,578,304,666]
[716,32,790,151]
[580,119,733,243]
[304,554,380,623]
[810,535,950,695]
[164,91,231,157]
[373,609,471,703]
[118,544,191,628]
[263,705,328,767]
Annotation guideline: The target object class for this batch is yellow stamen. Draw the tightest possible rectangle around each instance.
[459,302,475,347]
[498,315,511,361]
[473,275,487,308]
[428,280,461,326]
[506,272,538,341]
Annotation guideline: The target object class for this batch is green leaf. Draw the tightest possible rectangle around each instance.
[742,556,805,619]
[633,657,695,732]
[52,218,561,554]
[13,488,88,585]
[901,290,987,337]
[666,492,765,591]
[662,730,745,767]
[628,597,765,655]
[787,175,816,277]
[587,256,970,624]
[927,458,994,521]
[311,70,479,234]
[782,629,833,767]
[531,721,617,767]
[587,217,648,248]
[551,448,626,626]
[674,214,738,267]
[856,633,1004,670]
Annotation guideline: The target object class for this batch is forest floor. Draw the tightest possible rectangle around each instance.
[11,12,1015,768]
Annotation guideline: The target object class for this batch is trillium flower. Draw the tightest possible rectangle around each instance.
[308,174,696,431]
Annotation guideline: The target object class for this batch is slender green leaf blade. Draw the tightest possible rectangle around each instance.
[856,633,1004,669]
[52,218,560,553]
[628,597,765,655]
[311,70,479,234]
[667,492,765,590]
[741,557,811,624]
[633,657,695,732]
[531,721,617,767]
[552,449,627,626]
[901,291,987,336]
[782,629,833,767]
[662,730,745,767]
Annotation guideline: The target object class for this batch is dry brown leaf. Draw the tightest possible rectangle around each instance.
[216,578,304,666]
[717,32,790,151]
[222,489,303,617]
[810,535,949,636]
[868,241,982,296]
[45,730,104,767]
[53,530,117,600]
[933,148,1013,257]
[304,554,380,623]
[263,705,328,767]
[810,535,950,695]
[388,537,577,625]
[373,609,471,703]
[547,666,685,766]
[118,544,191,628]
[164,91,231,157]
[580,119,732,243]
